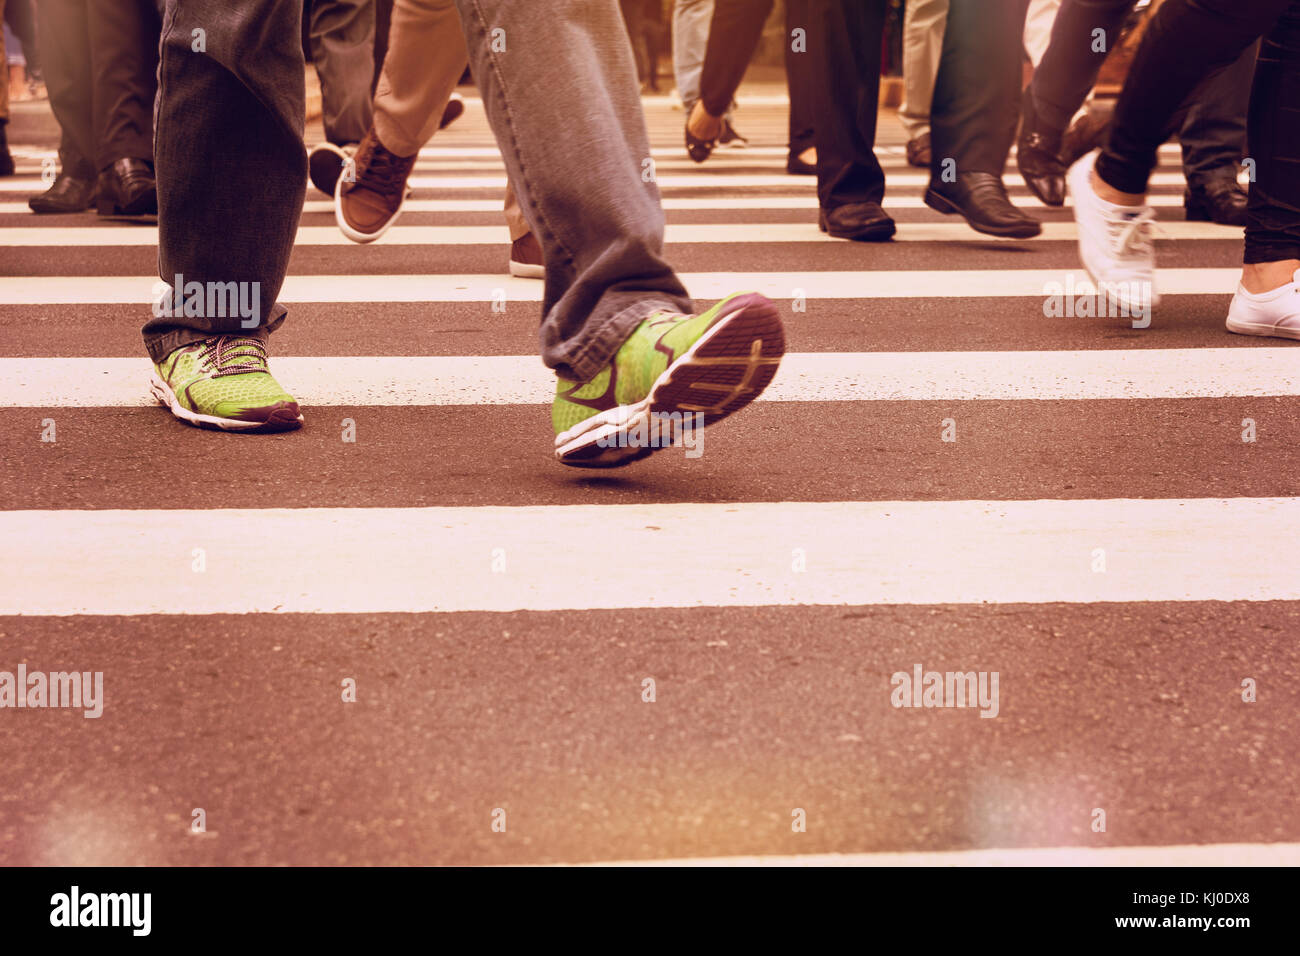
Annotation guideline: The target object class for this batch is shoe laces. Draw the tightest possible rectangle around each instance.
[356,138,411,199]
[1107,207,1155,260]
[197,336,270,378]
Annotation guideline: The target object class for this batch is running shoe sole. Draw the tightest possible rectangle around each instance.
[149,372,303,432]
[554,292,784,468]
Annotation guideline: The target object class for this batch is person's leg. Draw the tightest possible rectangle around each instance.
[1018,0,1133,206]
[897,0,947,163]
[337,0,470,242]
[1179,39,1255,224]
[310,0,376,146]
[783,0,816,168]
[1226,1,1300,338]
[88,0,159,169]
[672,0,714,114]
[373,0,468,156]
[87,0,160,216]
[35,0,95,182]
[1030,0,1133,135]
[454,0,784,467]
[1070,0,1289,320]
[926,0,1039,238]
[808,0,892,240]
[143,0,307,431]
[1094,0,1285,198]
[696,0,772,120]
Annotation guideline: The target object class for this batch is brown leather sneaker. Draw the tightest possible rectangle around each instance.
[335,126,418,244]
[508,231,544,278]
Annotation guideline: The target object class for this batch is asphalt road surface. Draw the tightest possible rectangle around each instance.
[1,89,1298,866]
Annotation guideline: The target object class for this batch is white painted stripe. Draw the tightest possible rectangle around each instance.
[573,842,1300,867]
[3,349,1296,407]
[0,171,1196,192]
[3,497,1297,614]
[0,220,1240,247]
[0,269,1241,304]
[0,193,1198,217]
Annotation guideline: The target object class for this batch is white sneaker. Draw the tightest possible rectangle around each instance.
[1226,269,1300,341]
[1067,149,1160,315]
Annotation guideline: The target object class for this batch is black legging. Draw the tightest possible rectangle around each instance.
[1031,0,1254,187]
[697,0,814,152]
[1095,0,1300,263]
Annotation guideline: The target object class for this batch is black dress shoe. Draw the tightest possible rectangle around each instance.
[905,132,931,168]
[1016,89,1065,207]
[28,173,96,214]
[96,157,156,216]
[0,121,14,177]
[1185,177,1248,227]
[818,202,896,242]
[786,152,816,176]
[924,171,1042,239]
[685,119,716,163]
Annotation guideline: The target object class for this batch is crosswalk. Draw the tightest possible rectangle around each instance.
[1,95,1297,867]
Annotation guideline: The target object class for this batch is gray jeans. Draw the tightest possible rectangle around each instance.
[144,0,693,383]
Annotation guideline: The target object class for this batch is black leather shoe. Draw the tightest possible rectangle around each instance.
[96,157,156,216]
[924,171,1041,238]
[905,133,931,168]
[1016,90,1065,207]
[28,173,96,214]
[818,202,896,242]
[0,121,14,177]
[1185,177,1248,227]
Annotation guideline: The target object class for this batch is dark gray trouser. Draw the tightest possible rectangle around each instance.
[456,0,692,381]
[142,0,305,362]
[143,0,692,381]
[309,0,376,145]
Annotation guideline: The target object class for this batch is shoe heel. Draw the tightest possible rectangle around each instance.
[923,187,958,216]
[96,195,117,216]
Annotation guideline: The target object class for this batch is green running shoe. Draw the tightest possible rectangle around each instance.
[150,335,303,432]
[553,291,784,467]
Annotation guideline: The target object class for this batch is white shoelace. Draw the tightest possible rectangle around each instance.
[1107,207,1156,260]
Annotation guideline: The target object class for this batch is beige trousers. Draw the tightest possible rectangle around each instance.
[898,0,948,141]
[373,0,527,239]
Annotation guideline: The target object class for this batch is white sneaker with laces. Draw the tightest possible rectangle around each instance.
[1067,150,1160,316]
[1226,269,1300,341]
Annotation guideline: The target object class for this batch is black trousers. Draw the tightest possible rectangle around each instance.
[697,0,816,153]
[929,0,1030,177]
[699,0,771,117]
[807,0,885,208]
[1031,0,1254,188]
[1097,0,1300,263]
[37,0,159,178]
